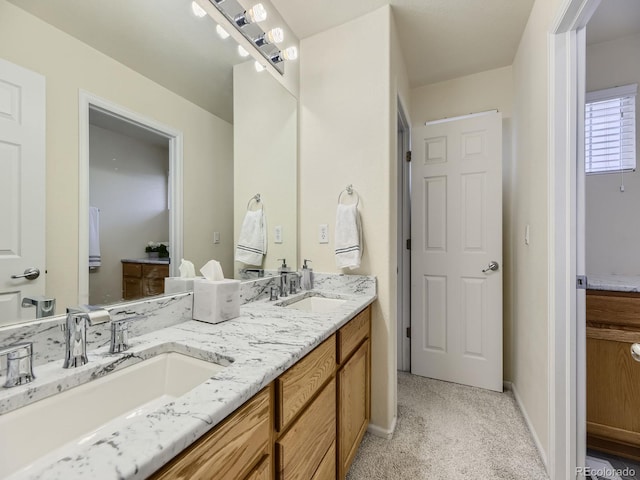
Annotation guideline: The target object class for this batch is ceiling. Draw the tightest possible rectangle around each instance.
[270,0,536,88]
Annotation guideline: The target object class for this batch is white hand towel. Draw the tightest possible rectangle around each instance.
[89,206,101,267]
[335,203,362,270]
[235,209,267,266]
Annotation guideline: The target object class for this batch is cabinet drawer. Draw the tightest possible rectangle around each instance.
[143,264,170,279]
[122,263,142,278]
[245,455,271,480]
[311,441,336,480]
[338,307,370,364]
[151,387,271,480]
[586,291,640,329]
[276,379,336,480]
[276,335,336,431]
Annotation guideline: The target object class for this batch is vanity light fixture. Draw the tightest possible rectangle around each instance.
[191,1,207,18]
[216,24,230,39]
[254,27,284,47]
[238,45,250,57]
[254,61,265,72]
[205,0,296,74]
[234,3,267,27]
[270,46,298,63]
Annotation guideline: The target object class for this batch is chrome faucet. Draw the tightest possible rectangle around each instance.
[0,343,35,387]
[63,306,111,368]
[109,319,130,354]
[22,296,56,318]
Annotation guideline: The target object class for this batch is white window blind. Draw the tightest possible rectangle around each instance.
[585,84,637,174]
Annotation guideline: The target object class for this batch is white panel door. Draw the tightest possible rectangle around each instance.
[411,111,503,391]
[0,58,46,325]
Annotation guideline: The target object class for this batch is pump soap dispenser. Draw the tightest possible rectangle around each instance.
[301,259,313,290]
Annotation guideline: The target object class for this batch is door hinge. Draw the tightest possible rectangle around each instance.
[406,327,411,338]
[405,151,412,162]
[576,275,588,290]
[406,239,411,250]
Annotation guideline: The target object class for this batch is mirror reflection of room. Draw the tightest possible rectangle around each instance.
[584,0,640,474]
[88,110,170,305]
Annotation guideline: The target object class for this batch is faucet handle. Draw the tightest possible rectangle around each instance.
[0,342,35,388]
[110,319,130,354]
[269,286,279,301]
[289,275,299,295]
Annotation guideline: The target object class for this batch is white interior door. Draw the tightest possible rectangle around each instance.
[411,111,503,392]
[0,58,46,325]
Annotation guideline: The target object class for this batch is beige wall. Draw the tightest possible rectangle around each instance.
[510,0,565,461]
[585,33,640,275]
[0,0,234,311]
[410,66,515,380]
[233,60,298,275]
[300,5,406,433]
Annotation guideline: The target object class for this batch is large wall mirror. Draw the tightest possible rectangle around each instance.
[0,0,297,327]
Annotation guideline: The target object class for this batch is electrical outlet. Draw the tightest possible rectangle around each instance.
[274,225,283,244]
[319,224,329,244]
[213,231,220,244]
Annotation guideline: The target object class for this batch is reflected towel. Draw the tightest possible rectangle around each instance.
[89,206,101,267]
[335,203,362,269]
[235,209,267,266]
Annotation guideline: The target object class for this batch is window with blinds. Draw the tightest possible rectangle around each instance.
[585,84,637,174]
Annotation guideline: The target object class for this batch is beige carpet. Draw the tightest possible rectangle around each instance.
[346,372,548,479]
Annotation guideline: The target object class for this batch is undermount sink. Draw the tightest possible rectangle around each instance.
[281,295,347,313]
[0,352,226,478]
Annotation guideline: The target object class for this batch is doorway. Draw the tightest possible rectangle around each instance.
[78,91,183,305]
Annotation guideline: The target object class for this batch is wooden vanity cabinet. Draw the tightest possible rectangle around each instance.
[337,307,371,479]
[587,290,640,461]
[150,386,272,480]
[122,261,169,300]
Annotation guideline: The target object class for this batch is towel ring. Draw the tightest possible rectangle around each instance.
[247,193,262,210]
[337,184,359,206]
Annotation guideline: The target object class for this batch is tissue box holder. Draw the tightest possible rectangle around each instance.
[193,279,241,324]
[164,277,201,294]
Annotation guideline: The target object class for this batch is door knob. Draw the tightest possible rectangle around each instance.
[482,261,499,273]
[11,268,40,280]
[631,343,640,362]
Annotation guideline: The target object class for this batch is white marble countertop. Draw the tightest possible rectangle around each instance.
[1,286,376,480]
[587,274,640,293]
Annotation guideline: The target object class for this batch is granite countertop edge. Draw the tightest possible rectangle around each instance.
[586,274,640,293]
[6,289,377,480]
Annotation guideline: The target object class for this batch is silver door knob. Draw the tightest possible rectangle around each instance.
[11,268,40,280]
[482,261,499,273]
[631,343,640,362]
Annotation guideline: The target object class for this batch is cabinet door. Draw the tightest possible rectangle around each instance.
[276,379,336,480]
[338,339,370,479]
[245,455,272,480]
[123,277,142,300]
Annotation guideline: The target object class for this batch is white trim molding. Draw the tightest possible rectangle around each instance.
[505,381,548,468]
[367,416,397,440]
[78,90,184,304]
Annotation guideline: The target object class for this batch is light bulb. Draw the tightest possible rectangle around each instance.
[254,61,265,72]
[266,27,284,44]
[247,3,267,23]
[238,45,250,57]
[216,24,229,39]
[282,46,298,60]
[191,1,207,18]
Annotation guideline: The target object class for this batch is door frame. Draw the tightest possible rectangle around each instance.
[78,90,184,304]
[549,0,600,478]
[397,99,411,372]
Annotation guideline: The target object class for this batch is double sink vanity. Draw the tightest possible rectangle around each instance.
[0,273,376,479]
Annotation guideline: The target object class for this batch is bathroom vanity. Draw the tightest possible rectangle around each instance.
[586,275,640,461]
[121,259,170,300]
[0,273,375,479]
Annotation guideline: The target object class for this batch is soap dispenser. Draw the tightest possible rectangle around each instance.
[277,258,290,274]
[301,259,313,290]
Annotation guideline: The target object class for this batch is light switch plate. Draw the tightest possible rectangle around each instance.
[213,232,220,244]
[319,224,329,244]
[524,224,530,246]
[274,225,283,244]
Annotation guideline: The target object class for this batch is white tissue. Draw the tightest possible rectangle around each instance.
[200,260,225,281]
[178,259,196,278]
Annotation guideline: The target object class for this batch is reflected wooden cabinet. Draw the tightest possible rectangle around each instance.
[587,290,640,461]
[122,261,169,300]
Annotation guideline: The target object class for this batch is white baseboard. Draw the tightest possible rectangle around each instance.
[367,416,397,440]
[504,381,548,469]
